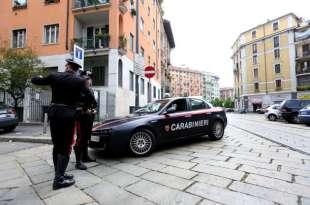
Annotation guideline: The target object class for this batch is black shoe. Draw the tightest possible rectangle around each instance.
[76,162,87,170]
[64,173,74,180]
[53,176,75,190]
[82,156,96,163]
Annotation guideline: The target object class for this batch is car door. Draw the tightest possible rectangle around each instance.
[189,98,211,136]
[159,99,192,141]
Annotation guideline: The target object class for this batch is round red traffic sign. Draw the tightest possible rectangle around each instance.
[144,66,156,79]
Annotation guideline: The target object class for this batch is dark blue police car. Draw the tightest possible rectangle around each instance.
[90,97,227,156]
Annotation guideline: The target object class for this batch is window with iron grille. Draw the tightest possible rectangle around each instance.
[276,79,282,89]
[273,22,279,31]
[12,29,26,48]
[252,30,256,39]
[253,68,258,79]
[302,44,310,56]
[118,60,123,87]
[129,33,134,51]
[153,86,156,98]
[274,49,280,59]
[140,78,145,95]
[275,64,281,74]
[253,55,257,65]
[273,36,279,48]
[252,43,257,54]
[254,82,259,91]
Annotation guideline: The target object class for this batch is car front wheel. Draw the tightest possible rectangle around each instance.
[209,121,224,140]
[268,114,277,121]
[129,129,156,157]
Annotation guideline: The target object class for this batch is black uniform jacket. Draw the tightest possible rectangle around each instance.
[31,72,96,118]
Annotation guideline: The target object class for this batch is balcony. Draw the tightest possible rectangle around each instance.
[296,51,310,61]
[72,37,109,55]
[73,0,109,10]
[296,67,310,76]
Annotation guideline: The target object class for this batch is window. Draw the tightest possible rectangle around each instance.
[253,55,257,65]
[273,36,279,48]
[129,33,134,51]
[91,67,105,86]
[253,68,258,78]
[191,99,206,110]
[140,18,144,32]
[254,82,259,91]
[153,40,156,49]
[153,19,155,30]
[302,44,310,55]
[252,30,256,39]
[118,60,123,87]
[140,47,144,57]
[12,29,26,48]
[273,22,279,31]
[148,6,150,16]
[140,78,145,95]
[129,71,134,91]
[44,24,59,44]
[45,0,60,4]
[275,64,281,73]
[153,86,156,98]
[276,79,282,89]
[141,0,144,5]
[158,89,161,99]
[167,99,188,113]
[13,0,27,8]
[274,49,280,59]
[148,31,151,38]
[252,44,257,54]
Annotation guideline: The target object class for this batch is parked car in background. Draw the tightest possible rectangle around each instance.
[279,100,310,123]
[0,104,18,132]
[298,104,310,126]
[257,106,270,114]
[225,108,234,112]
[264,104,280,121]
[239,108,247,114]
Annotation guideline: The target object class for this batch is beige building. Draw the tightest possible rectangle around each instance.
[220,87,234,100]
[170,66,203,97]
[232,13,301,111]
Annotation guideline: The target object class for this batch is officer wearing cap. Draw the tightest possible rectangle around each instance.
[74,70,97,170]
[31,59,95,190]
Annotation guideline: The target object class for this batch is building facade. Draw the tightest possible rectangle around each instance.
[295,22,310,99]
[220,87,234,100]
[202,72,220,101]
[232,13,300,112]
[170,66,203,97]
[0,0,174,121]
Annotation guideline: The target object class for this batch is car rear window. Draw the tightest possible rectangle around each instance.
[285,100,300,108]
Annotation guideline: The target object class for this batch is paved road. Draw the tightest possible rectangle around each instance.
[1,113,310,205]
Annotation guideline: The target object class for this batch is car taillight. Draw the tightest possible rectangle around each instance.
[7,108,16,115]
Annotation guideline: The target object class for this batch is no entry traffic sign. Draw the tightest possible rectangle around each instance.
[144,66,155,79]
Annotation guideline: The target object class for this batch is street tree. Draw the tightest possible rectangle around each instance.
[0,48,44,110]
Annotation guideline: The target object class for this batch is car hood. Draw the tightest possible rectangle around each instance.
[92,113,153,130]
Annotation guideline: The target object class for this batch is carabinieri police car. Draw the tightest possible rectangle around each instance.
[90,97,227,157]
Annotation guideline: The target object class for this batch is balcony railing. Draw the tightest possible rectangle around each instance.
[72,37,109,50]
[303,51,310,57]
[296,67,310,75]
[73,0,109,9]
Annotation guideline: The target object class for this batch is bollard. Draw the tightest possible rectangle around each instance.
[43,113,48,134]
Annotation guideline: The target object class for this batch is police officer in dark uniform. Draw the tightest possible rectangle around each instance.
[31,59,95,190]
[74,71,97,170]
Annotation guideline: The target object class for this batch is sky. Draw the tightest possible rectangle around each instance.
[162,0,310,88]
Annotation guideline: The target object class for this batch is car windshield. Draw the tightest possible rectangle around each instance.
[135,100,169,113]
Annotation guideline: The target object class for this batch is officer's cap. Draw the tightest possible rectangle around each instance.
[65,59,82,71]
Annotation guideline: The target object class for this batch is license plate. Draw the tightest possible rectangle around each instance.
[91,135,100,142]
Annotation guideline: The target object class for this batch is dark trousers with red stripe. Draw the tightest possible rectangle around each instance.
[74,113,93,160]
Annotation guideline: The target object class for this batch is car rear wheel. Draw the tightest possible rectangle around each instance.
[129,129,156,157]
[4,125,16,132]
[209,121,224,140]
[268,114,277,121]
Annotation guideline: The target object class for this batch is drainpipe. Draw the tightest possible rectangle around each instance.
[263,24,268,94]
[65,0,70,50]
[135,0,139,54]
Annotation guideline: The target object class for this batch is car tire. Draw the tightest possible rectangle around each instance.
[208,121,224,140]
[4,125,16,132]
[306,123,310,127]
[128,129,156,157]
[268,114,277,121]
[292,115,300,124]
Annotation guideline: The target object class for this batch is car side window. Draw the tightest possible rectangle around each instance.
[167,99,188,113]
[190,99,207,110]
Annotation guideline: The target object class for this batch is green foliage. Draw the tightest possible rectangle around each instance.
[297,86,310,91]
[0,48,45,108]
[211,97,234,108]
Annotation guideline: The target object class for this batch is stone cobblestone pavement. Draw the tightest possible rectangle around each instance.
[1,113,310,205]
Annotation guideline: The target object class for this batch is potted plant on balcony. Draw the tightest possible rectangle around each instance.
[119,34,127,55]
